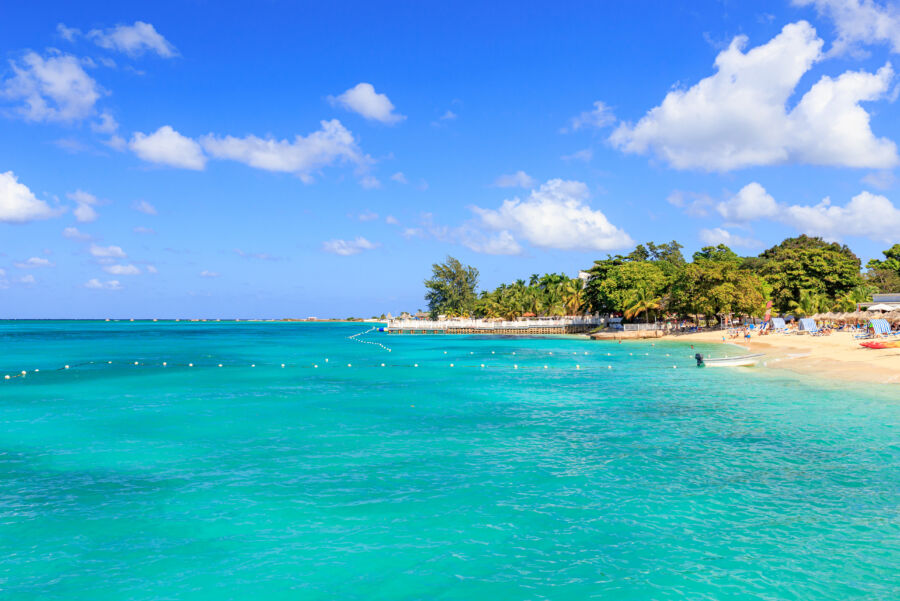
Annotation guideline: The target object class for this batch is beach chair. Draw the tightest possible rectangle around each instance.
[798,317,819,335]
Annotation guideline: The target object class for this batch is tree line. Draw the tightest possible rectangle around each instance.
[424,237,900,322]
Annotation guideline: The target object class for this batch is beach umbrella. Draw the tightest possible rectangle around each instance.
[868,303,895,312]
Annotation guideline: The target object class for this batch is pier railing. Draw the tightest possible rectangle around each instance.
[385,317,601,331]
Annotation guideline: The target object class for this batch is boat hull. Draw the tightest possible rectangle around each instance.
[700,353,764,367]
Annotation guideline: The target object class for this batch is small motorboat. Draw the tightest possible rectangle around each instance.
[695,352,764,367]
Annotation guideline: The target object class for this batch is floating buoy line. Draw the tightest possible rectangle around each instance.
[347,327,392,352]
[2,355,698,381]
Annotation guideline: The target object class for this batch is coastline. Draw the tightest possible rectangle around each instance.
[675,330,900,385]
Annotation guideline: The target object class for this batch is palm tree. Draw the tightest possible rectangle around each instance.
[624,288,662,323]
[832,285,873,312]
[561,278,584,315]
[788,289,826,317]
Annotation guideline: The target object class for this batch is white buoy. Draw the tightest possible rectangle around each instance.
[443,351,447,354]
[188,363,193,367]
[450,363,454,367]
[4,375,9,380]
[65,365,69,369]
[163,362,167,366]
[381,363,385,367]
[607,365,612,369]
[21,370,26,375]
[480,363,485,368]
[514,364,518,369]
[543,365,548,369]
[108,361,112,364]
[673,366,677,369]
[34,369,39,373]
[325,358,329,362]
[414,363,418,367]
[218,364,223,368]
[347,363,352,367]
[281,363,285,368]
[134,361,139,365]
[576,365,580,370]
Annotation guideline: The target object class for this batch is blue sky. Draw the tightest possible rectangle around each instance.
[2,0,900,318]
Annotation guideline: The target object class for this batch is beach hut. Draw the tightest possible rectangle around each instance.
[798,317,818,333]
[768,317,786,331]
[868,318,892,336]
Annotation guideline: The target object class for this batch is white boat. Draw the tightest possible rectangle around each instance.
[696,353,764,367]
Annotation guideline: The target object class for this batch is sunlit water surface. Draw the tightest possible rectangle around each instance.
[1,321,898,600]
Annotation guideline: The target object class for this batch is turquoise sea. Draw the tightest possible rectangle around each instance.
[1,321,898,600]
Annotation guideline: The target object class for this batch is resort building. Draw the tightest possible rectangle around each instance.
[862,294,900,311]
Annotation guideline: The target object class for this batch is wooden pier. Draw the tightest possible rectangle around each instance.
[384,318,600,335]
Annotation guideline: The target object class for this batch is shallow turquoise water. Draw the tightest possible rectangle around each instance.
[1,321,898,600]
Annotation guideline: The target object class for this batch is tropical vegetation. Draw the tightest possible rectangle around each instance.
[423,237,897,322]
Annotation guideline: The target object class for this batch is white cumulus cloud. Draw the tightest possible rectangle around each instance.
[493,171,536,188]
[67,189,100,222]
[63,226,91,240]
[0,171,59,223]
[699,227,761,248]
[84,278,122,290]
[610,21,898,170]
[470,179,633,252]
[133,200,157,215]
[199,270,219,278]
[563,100,616,132]
[322,236,380,256]
[103,264,140,275]
[14,257,53,268]
[88,21,177,58]
[458,229,522,255]
[695,181,900,244]
[795,0,900,55]
[716,182,779,222]
[782,190,900,243]
[90,244,127,258]
[329,83,405,124]
[130,125,206,170]
[200,119,363,181]
[1,52,101,123]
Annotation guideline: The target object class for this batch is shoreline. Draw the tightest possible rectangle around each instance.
[674,330,900,385]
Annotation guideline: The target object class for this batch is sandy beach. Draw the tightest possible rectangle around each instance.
[678,330,900,385]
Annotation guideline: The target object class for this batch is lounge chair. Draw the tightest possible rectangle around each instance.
[798,317,819,335]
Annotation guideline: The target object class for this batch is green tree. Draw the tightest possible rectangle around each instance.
[866,244,900,292]
[832,285,874,312]
[758,235,862,311]
[424,256,479,318]
[596,261,668,315]
[669,245,765,325]
[787,289,827,317]
[624,287,661,323]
